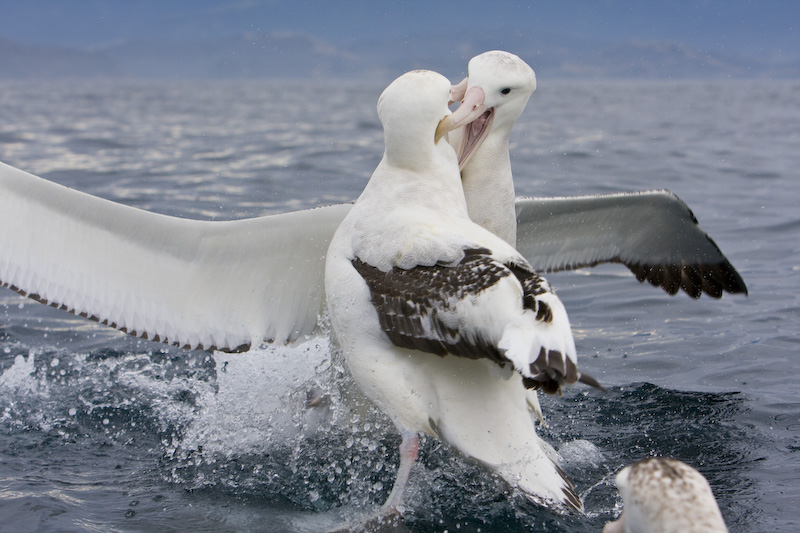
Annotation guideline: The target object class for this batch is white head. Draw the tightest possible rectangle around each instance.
[376,69,469,171]
[604,457,729,533]
[450,50,536,168]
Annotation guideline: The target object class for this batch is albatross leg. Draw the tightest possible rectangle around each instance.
[381,431,420,514]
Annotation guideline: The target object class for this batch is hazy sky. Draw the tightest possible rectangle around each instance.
[1,0,797,59]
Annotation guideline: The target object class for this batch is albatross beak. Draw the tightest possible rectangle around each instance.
[435,86,486,144]
[448,77,468,105]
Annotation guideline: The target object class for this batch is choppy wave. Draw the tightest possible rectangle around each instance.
[0,335,763,531]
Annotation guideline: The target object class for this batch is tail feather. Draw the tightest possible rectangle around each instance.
[555,463,583,513]
[502,454,584,514]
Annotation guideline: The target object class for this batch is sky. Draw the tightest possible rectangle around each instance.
[0,0,797,60]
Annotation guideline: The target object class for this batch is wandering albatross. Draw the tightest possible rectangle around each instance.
[449,50,746,297]
[324,69,601,514]
[0,51,746,354]
[447,49,537,246]
[604,457,729,533]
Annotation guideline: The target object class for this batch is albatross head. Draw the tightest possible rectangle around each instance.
[377,69,482,169]
[450,50,537,168]
[604,457,729,533]
[378,70,453,141]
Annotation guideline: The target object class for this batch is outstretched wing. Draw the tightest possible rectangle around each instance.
[0,161,351,351]
[515,190,747,298]
[1,161,747,353]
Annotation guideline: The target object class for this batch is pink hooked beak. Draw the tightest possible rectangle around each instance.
[448,77,468,105]
[435,84,488,143]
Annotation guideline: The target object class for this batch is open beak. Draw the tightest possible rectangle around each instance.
[435,85,487,144]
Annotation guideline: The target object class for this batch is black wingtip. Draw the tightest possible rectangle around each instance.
[631,262,748,299]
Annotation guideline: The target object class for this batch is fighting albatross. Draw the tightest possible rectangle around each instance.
[450,51,746,297]
[324,69,601,513]
[0,51,746,354]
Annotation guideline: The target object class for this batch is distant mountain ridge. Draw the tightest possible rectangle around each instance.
[0,38,123,78]
[1,32,797,80]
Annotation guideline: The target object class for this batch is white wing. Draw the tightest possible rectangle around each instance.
[0,160,351,351]
[515,191,747,298]
[2,162,748,352]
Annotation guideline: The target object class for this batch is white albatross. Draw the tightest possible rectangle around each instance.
[447,49,538,246]
[0,51,746,354]
[324,69,601,514]
[604,457,729,533]
[449,50,746,297]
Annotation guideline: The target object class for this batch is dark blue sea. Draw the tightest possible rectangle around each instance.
[1,79,798,532]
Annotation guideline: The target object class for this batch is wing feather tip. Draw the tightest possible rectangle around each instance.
[631,261,747,298]
[577,371,606,392]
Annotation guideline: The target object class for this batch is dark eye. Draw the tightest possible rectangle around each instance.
[500,88,512,95]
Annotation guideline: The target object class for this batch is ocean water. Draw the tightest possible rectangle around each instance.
[1,78,798,532]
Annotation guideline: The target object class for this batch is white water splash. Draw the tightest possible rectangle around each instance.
[178,336,338,455]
